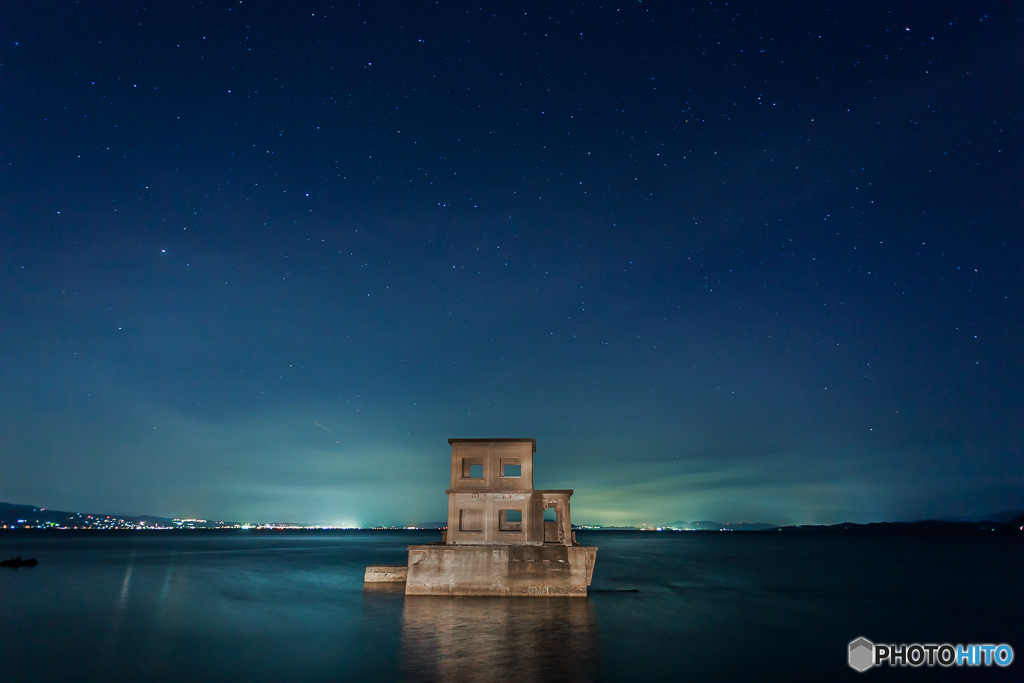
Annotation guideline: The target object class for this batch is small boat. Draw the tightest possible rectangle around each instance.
[0,556,38,567]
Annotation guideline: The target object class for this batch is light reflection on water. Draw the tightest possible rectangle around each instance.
[112,563,132,623]
[0,530,1019,682]
[399,594,597,682]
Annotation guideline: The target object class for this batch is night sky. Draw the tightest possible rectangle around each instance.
[2,2,1020,526]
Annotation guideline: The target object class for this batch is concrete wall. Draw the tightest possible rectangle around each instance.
[448,491,534,545]
[446,439,540,545]
[446,490,576,546]
[405,544,597,596]
[447,440,534,493]
[528,494,545,543]
[364,565,408,582]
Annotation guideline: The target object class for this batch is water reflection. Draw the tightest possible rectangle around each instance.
[399,595,598,682]
[111,563,133,632]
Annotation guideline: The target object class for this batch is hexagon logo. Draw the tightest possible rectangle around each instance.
[849,637,874,672]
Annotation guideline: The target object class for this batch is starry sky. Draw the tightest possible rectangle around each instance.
[1,1,1020,526]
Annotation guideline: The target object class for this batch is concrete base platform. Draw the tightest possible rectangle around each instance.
[405,544,597,596]
[364,565,408,582]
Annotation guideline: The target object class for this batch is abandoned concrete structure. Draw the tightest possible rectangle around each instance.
[365,438,597,596]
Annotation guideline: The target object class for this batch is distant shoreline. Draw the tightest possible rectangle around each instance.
[3,501,1021,535]
[1,521,1021,535]
[581,521,1023,535]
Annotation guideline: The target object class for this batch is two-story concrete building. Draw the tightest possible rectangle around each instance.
[365,438,597,596]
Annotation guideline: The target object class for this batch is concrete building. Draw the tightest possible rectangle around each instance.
[365,438,597,596]
[444,438,573,547]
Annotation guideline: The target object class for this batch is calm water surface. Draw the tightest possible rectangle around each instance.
[0,530,1020,681]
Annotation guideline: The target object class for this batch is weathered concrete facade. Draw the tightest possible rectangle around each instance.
[405,543,597,596]
[364,565,408,582]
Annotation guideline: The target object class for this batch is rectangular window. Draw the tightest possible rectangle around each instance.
[462,459,483,478]
[499,509,523,531]
[459,509,483,532]
[500,458,522,477]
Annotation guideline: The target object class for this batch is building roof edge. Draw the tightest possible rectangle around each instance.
[448,438,537,453]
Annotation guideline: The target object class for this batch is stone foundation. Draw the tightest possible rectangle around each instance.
[404,544,597,596]
[364,565,408,582]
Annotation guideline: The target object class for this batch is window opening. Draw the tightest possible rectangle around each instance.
[459,509,483,532]
[462,458,483,478]
[543,505,560,542]
[498,509,522,531]
[501,458,522,477]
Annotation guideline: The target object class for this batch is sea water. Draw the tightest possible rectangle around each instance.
[0,530,1019,681]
